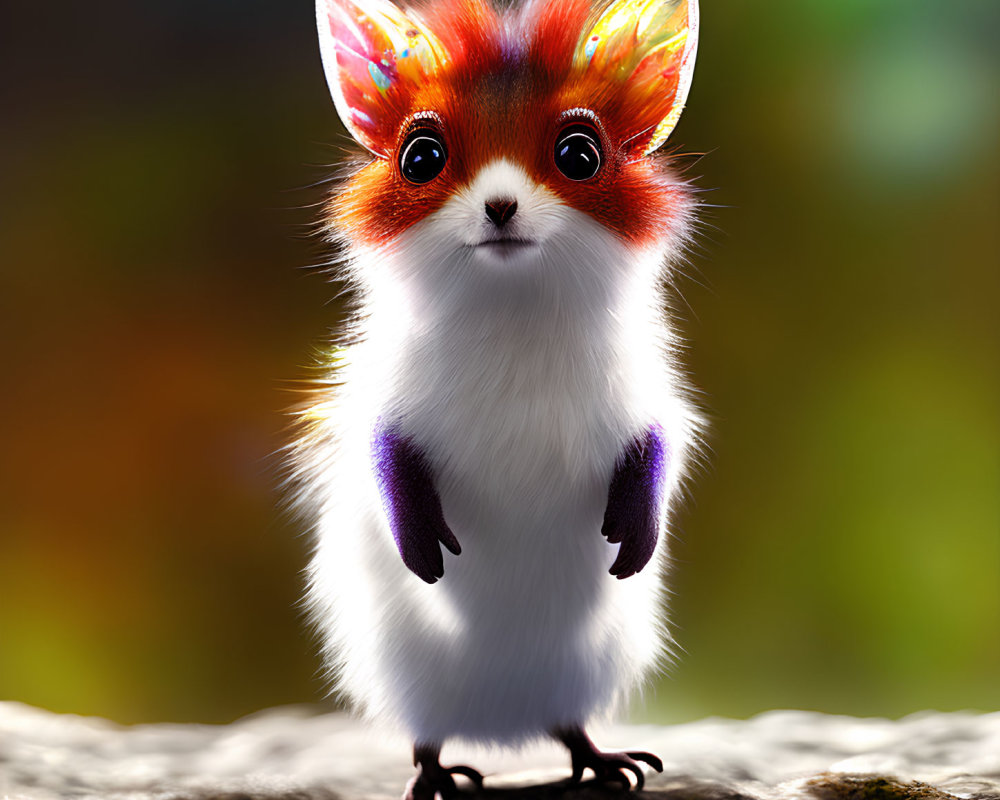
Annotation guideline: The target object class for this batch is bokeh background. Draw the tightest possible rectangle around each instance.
[1,0,997,726]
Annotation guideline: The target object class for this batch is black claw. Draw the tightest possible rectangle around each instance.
[627,750,664,772]
[624,761,644,791]
[614,765,636,790]
[447,764,484,789]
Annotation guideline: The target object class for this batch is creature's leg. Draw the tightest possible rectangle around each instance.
[553,726,663,791]
[403,743,485,800]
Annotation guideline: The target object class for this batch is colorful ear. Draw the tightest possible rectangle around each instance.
[574,0,699,154]
[316,0,450,156]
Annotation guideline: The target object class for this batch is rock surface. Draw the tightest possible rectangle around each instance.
[1,703,998,800]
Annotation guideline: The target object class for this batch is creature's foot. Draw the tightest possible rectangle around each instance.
[554,726,663,792]
[403,743,484,800]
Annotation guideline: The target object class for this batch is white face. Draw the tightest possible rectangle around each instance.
[435,159,565,264]
[365,158,659,323]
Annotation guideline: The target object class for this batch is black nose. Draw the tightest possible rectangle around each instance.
[484,198,518,228]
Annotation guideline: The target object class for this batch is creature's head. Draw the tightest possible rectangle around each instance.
[317,0,698,296]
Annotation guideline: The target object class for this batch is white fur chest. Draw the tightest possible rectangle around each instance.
[389,293,643,516]
[359,195,673,515]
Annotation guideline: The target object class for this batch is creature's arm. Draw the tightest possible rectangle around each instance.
[371,422,461,584]
[602,424,670,580]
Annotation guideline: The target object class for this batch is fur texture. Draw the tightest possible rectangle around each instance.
[297,0,702,748]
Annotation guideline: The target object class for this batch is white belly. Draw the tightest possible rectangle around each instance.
[311,441,668,744]
[302,218,699,745]
[305,302,691,745]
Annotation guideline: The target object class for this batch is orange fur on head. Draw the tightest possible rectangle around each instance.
[318,0,697,248]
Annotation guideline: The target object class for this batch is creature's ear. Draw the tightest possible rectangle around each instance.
[316,0,449,157]
[573,0,699,155]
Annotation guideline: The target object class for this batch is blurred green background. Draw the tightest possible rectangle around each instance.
[0,0,997,725]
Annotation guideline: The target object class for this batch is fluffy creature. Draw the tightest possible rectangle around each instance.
[296,0,702,795]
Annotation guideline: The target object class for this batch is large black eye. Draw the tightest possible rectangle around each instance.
[554,124,603,181]
[399,129,447,184]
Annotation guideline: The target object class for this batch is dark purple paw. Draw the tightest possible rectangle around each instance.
[372,424,461,584]
[602,425,669,580]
